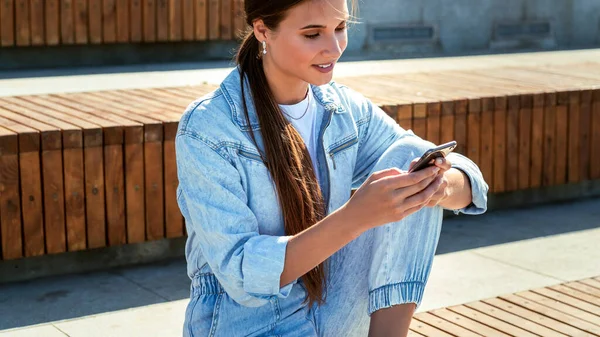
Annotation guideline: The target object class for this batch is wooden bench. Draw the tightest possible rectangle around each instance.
[0,62,599,260]
[411,276,600,336]
[0,0,244,48]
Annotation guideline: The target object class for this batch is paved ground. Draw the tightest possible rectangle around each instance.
[1,48,600,97]
[1,197,598,336]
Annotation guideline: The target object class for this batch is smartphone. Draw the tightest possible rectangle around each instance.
[408,141,457,173]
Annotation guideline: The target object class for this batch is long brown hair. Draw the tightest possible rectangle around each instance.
[235,0,351,307]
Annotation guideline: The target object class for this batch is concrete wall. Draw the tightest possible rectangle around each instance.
[347,0,600,55]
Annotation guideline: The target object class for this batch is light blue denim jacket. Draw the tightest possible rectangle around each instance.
[175,68,488,308]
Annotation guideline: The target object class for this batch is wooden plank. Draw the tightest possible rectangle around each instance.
[0,124,23,260]
[483,297,591,337]
[576,280,600,295]
[531,287,600,317]
[448,305,538,337]
[15,0,30,46]
[143,0,156,42]
[164,126,183,238]
[116,0,129,42]
[73,0,88,44]
[579,90,592,181]
[59,0,74,44]
[1,104,68,255]
[130,0,142,42]
[480,97,494,189]
[592,91,600,180]
[194,0,206,40]
[518,94,532,190]
[549,285,600,308]
[412,104,427,139]
[555,92,569,185]
[409,318,454,337]
[430,308,510,337]
[466,98,481,166]
[207,0,218,40]
[88,0,102,43]
[542,93,557,186]
[465,301,568,337]
[396,105,413,133]
[453,100,467,155]
[45,0,60,45]
[565,280,600,297]
[529,93,544,188]
[168,0,181,41]
[19,142,45,257]
[220,0,231,40]
[407,330,426,337]
[506,95,519,191]
[1,0,15,46]
[181,0,193,41]
[102,0,117,43]
[413,312,481,337]
[156,0,168,41]
[515,291,600,329]
[426,102,441,145]
[440,101,455,145]
[232,0,244,39]
[29,0,44,45]
[502,293,600,335]
[567,91,581,183]
[492,96,507,193]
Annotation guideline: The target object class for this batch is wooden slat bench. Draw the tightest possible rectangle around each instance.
[0,0,245,47]
[411,276,600,336]
[0,62,599,260]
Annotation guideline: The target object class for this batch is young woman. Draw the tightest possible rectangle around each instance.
[175,0,488,336]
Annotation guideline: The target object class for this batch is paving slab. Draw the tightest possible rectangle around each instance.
[114,259,190,301]
[419,251,562,313]
[472,227,600,282]
[54,300,187,337]
[0,271,166,330]
[0,324,67,337]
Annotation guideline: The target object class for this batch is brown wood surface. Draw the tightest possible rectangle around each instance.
[59,0,74,44]
[73,0,88,44]
[44,0,60,45]
[130,0,142,42]
[0,123,24,260]
[15,0,29,46]
[102,0,117,43]
[1,0,15,46]
[156,0,168,41]
[88,0,102,43]
[208,0,219,40]
[29,0,44,45]
[143,0,156,42]
[168,0,181,41]
[194,0,207,40]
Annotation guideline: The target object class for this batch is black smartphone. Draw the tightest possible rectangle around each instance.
[408,141,457,173]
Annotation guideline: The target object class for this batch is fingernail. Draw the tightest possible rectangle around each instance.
[436,158,443,165]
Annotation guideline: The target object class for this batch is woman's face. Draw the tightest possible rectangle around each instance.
[258,0,349,87]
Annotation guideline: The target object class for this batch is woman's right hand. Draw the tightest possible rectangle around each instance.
[342,166,443,233]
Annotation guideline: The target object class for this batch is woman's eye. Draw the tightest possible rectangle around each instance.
[305,33,319,39]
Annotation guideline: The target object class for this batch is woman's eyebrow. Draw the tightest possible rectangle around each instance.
[300,19,348,30]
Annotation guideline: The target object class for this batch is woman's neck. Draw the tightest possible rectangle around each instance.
[263,59,309,105]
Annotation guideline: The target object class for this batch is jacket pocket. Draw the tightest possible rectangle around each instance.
[329,135,358,170]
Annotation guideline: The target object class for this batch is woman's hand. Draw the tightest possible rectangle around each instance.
[409,157,452,207]
[342,165,444,233]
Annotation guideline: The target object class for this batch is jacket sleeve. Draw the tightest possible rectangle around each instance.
[176,132,297,307]
[346,86,488,215]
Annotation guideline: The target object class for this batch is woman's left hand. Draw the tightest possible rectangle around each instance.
[409,156,452,207]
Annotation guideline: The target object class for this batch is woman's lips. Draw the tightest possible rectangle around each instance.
[313,63,334,73]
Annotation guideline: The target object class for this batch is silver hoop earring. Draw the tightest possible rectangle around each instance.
[262,41,267,55]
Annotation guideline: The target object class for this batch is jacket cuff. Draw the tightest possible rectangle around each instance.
[448,154,489,215]
[242,235,297,297]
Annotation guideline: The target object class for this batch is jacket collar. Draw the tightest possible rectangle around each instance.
[220,67,346,131]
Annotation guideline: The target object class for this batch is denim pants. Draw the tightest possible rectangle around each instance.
[183,138,444,337]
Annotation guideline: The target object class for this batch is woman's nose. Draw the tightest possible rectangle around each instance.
[322,36,344,58]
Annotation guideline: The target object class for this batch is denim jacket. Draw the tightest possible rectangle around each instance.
[175,68,488,308]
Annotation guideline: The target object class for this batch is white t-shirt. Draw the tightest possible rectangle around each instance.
[278,86,322,183]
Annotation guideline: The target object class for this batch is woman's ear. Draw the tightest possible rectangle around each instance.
[252,19,269,42]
